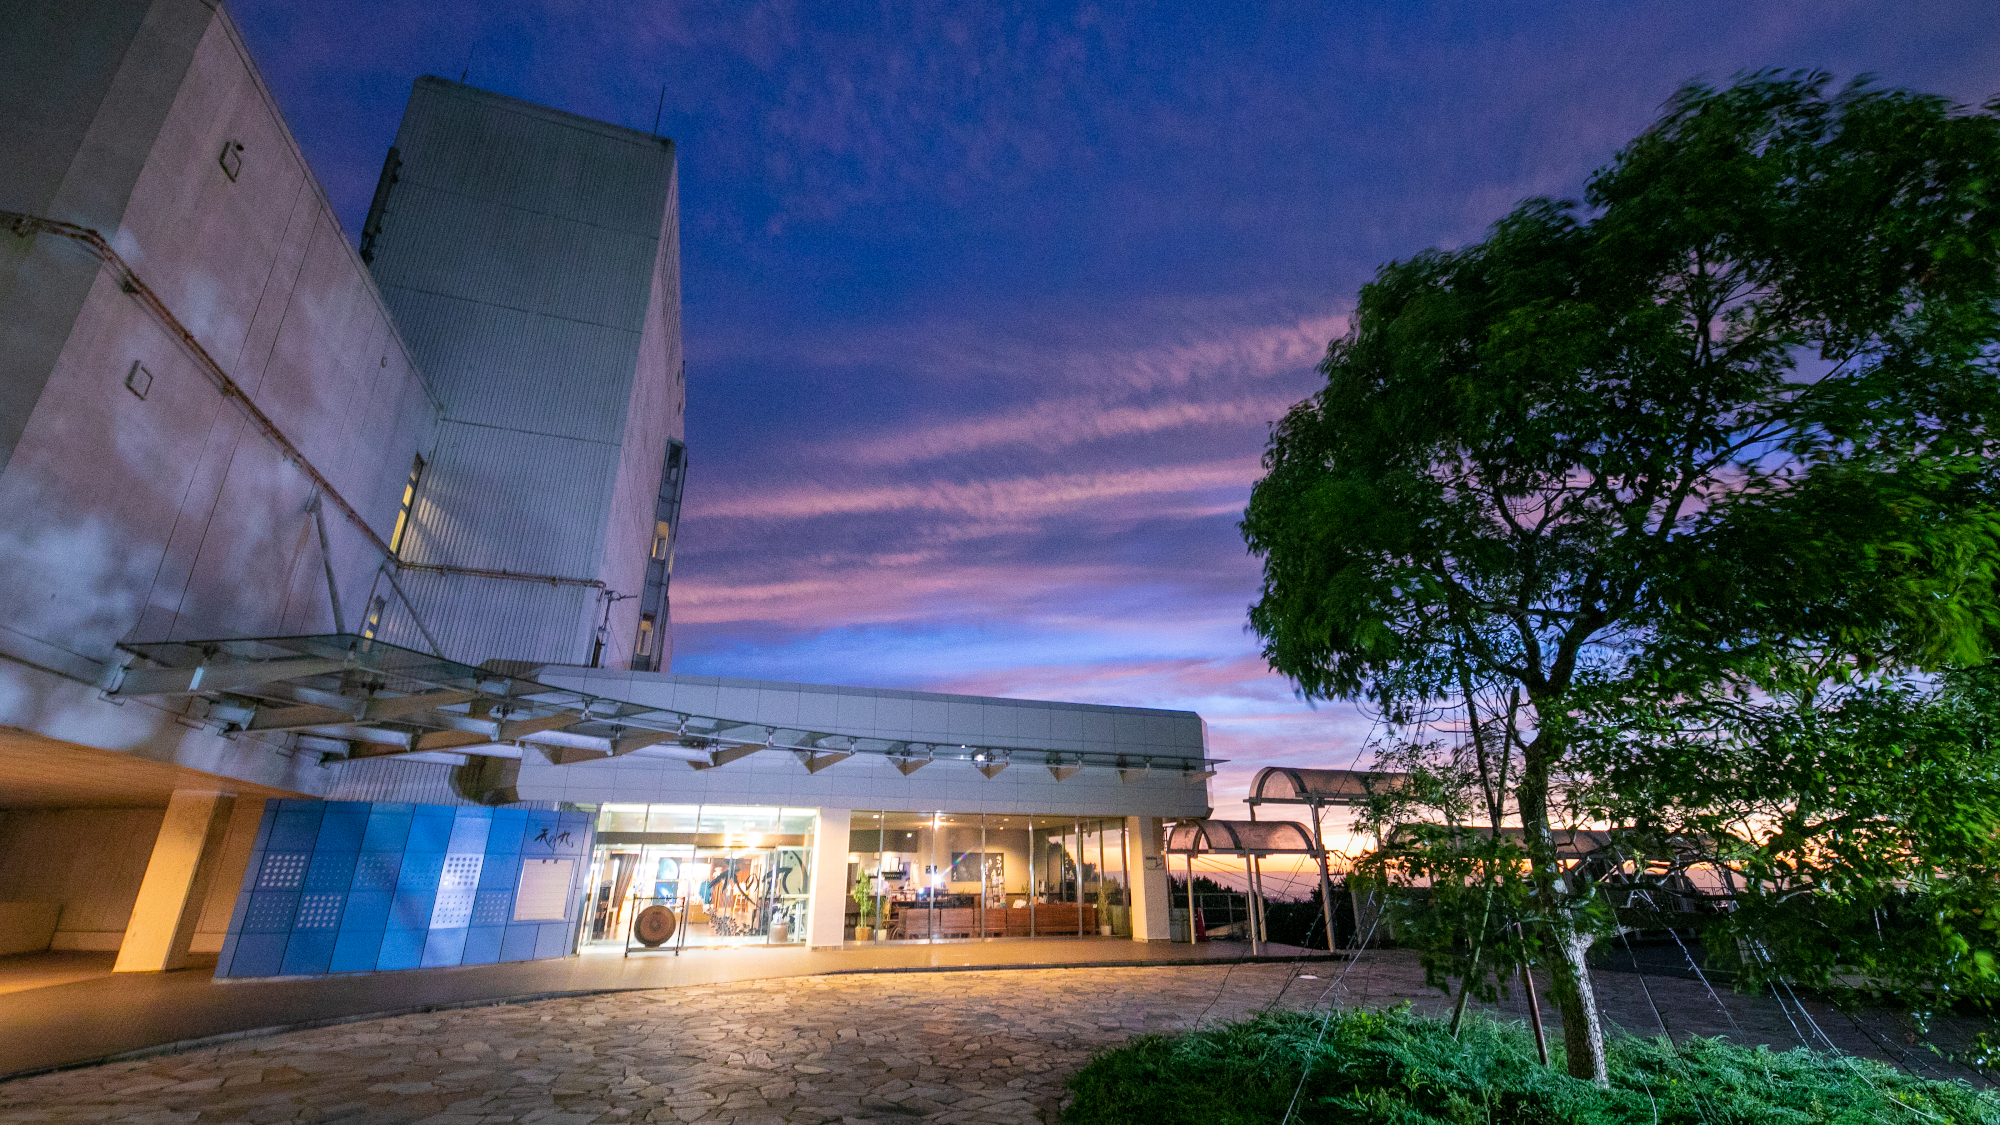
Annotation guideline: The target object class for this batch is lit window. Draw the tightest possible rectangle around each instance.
[651,519,672,560]
[635,614,656,657]
[389,454,425,556]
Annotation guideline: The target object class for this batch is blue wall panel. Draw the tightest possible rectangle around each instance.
[218,800,592,979]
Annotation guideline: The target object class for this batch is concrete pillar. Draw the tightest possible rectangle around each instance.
[114,790,234,972]
[806,808,852,949]
[1125,816,1172,942]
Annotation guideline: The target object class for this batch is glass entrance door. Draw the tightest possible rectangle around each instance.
[584,804,814,949]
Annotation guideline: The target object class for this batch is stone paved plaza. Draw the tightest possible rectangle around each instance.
[0,954,1983,1124]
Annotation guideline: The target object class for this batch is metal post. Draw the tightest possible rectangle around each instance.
[378,563,446,657]
[1245,804,1258,952]
[1520,928,1548,1066]
[875,813,889,943]
[762,837,779,945]
[1028,821,1037,937]
[1185,849,1197,944]
[309,493,347,634]
[1094,819,1108,937]
[676,803,700,955]
[1312,805,1337,951]
[1074,817,1084,938]
[1255,855,1272,952]
[1244,853,1261,954]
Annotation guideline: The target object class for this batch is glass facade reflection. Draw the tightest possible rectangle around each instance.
[583,805,1134,948]
[584,804,816,949]
[845,811,1128,942]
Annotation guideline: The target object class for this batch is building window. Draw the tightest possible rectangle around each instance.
[651,519,672,561]
[362,595,386,640]
[389,454,425,556]
[635,614,656,657]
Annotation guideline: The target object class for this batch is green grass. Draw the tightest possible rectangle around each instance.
[1064,1007,1999,1124]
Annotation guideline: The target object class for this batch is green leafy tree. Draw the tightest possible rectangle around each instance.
[1241,72,2000,1082]
[1349,737,1571,1041]
[1570,665,2000,1033]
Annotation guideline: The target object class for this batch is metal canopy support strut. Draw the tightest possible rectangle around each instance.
[310,492,346,635]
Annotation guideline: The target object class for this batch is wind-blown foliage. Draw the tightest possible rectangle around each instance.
[1570,666,2000,1022]
[1241,71,2000,1081]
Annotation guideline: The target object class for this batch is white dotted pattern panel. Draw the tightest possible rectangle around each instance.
[294,893,344,930]
[427,853,484,930]
[256,853,309,890]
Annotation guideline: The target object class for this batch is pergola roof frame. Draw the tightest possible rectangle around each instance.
[1166,818,1323,858]
[1164,817,1333,957]
[1245,766,1409,810]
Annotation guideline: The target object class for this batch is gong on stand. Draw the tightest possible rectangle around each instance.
[624,896,684,956]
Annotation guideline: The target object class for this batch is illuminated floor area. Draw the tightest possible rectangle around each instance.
[0,938,1331,1081]
[0,952,127,997]
[1,958,1986,1124]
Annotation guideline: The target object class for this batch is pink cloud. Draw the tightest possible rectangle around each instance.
[674,553,1254,629]
[848,391,1306,466]
[694,455,1264,522]
[701,306,1345,397]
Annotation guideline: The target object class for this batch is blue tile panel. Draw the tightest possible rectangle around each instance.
[218,800,593,979]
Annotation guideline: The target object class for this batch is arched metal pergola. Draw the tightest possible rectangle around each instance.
[1245,767,1408,950]
[1164,819,1325,955]
[1247,767,1407,808]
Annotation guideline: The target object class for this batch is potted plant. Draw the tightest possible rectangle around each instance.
[1104,885,1129,936]
[851,871,876,941]
[1095,880,1114,936]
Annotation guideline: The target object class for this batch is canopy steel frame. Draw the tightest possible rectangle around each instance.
[99,634,1226,780]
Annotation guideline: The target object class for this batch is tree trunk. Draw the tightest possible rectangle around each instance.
[1548,926,1608,1083]
[1450,943,1481,1038]
[1517,735,1609,1086]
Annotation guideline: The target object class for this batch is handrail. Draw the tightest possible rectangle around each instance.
[397,560,605,589]
[5,210,397,559]
[6,211,607,600]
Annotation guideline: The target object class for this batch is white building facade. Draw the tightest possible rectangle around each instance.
[0,0,1206,972]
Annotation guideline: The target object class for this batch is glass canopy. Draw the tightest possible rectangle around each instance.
[107,634,1224,777]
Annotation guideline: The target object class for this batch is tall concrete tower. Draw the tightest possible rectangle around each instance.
[361,78,686,670]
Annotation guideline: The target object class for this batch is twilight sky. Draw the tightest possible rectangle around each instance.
[232,0,1999,836]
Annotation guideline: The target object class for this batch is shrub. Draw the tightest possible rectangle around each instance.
[1064,1007,1998,1124]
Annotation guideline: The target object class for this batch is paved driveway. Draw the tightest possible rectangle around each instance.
[0,956,1979,1124]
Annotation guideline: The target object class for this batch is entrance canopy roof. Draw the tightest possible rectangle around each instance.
[1166,818,1321,858]
[105,634,1223,780]
[1247,766,1408,809]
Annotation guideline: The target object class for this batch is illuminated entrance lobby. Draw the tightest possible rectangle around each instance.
[60,637,1202,974]
[535,663,1203,953]
[584,805,1145,951]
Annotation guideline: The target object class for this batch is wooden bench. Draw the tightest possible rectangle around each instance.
[889,904,1099,938]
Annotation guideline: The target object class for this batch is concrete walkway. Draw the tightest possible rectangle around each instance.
[0,957,1988,1124]
[0,940,1333,1081]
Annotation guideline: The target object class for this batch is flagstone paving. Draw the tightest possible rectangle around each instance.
[0,956,1983,1123]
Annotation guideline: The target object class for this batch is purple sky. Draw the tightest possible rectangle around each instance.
[231,0,2000,823]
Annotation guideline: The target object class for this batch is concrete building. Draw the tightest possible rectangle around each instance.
[0,0,1209,976]
[361,77,686,671]
[2,0,439,959]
